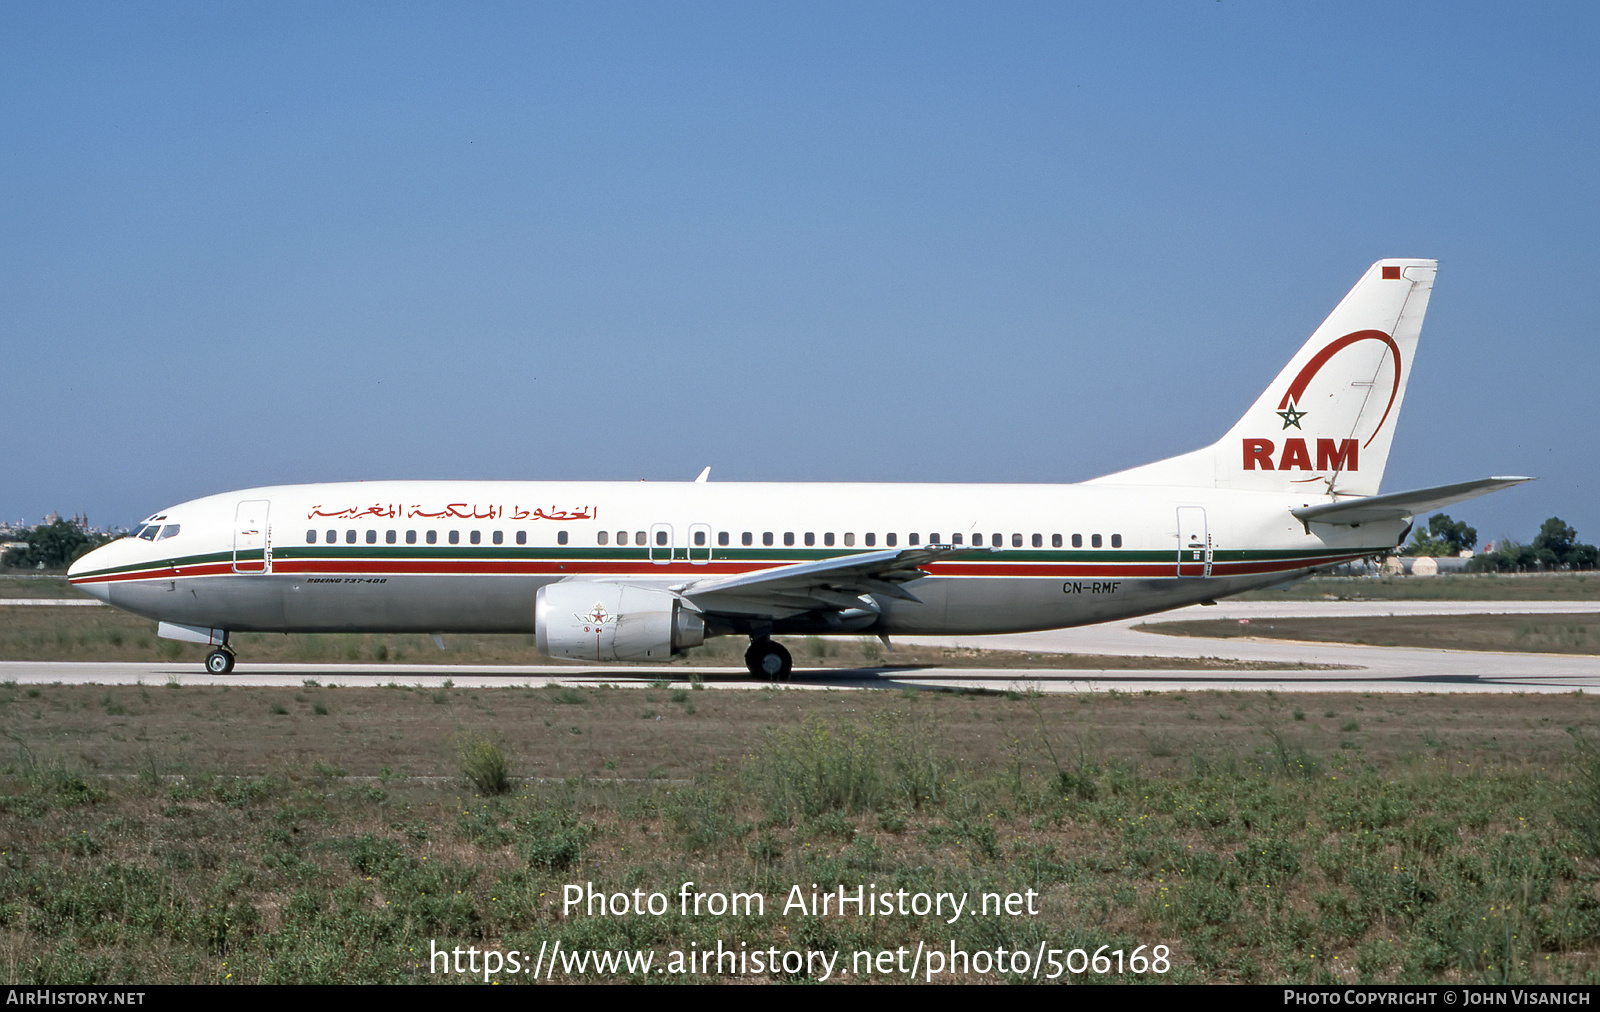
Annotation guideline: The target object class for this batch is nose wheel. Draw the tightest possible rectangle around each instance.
[744,638,792,682]
[204,648,236,675]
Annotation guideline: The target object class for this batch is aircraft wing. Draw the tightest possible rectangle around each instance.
[680,545,981,617]
[1291,476,1534,527]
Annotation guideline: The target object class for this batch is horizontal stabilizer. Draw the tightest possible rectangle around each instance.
[1290,476,1534,527]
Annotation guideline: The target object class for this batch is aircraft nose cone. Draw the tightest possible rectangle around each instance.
[68,546,113,602]
[75,580,111,604]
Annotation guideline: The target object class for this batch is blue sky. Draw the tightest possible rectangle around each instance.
[4,2,1596,548]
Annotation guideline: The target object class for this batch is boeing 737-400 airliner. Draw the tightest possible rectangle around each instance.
[68,260,1530,679]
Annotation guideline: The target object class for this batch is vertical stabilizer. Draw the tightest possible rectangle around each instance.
[1088,259,1436,497]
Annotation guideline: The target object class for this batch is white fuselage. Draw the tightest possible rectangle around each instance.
[68,478,1397,641]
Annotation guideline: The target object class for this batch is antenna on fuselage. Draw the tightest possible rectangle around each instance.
[693,466,711,483]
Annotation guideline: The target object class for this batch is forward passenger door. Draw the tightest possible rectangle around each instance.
[233,500,271,574]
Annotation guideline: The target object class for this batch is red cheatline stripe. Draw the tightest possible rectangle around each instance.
[72,562,236,583]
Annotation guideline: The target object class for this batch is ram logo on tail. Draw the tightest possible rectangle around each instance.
[1242,436,1359,472]
[1241,326,1406,473]
[1087,259,1434,497]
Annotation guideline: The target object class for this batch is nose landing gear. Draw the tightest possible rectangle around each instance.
[744,638,792,682]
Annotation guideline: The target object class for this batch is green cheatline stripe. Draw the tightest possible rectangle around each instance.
[73,550,239,579]
[75,542,1387,580]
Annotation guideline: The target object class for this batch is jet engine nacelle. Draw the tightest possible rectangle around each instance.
[534,581,705,661]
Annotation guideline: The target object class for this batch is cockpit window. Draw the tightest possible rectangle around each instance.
[136,525,159,541]
[155,525,180,541]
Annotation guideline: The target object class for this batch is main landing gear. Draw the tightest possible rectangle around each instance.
[744,638,792,682]
[205,647,236,675]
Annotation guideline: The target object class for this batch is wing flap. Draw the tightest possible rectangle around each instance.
[682,545,979,617]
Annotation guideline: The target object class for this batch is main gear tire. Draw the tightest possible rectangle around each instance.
[744,639,792,682]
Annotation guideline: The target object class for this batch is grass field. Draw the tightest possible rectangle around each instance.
[1142,613,1600,655]
[4,682,1600,984]
[0,575,80,599]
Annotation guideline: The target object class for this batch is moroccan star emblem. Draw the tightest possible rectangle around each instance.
[1277,402,1306,429]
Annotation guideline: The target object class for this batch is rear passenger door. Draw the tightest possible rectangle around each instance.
[1176,507,1210,578]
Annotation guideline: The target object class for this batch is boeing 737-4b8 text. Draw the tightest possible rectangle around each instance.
[69,260,1530,679]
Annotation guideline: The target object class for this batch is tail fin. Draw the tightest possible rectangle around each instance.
[1088,258,1436,496]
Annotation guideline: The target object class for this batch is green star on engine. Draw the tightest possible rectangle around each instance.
[1277,403,1306,429]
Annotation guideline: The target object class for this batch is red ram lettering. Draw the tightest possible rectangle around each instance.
[1242,438,1276,470]
[1316,438,1359,471]
[1278,437,1311,470]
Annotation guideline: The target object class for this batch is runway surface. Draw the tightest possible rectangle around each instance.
[3,599,1595,694]
[897,599,1600,692]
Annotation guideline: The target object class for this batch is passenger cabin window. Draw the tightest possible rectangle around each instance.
[696,530,708,546]
[426,531,437,544]
[762,532,773,546]
[1111,534,1123,548]
[1092,534,1103,548]
[886,533,897,547]
[824,533,835,547]
[909,534,920,546]
[366,530,376,544]
[448,531,459,545]
[805,533,815,546]
[1012,533,1022,547]
[559,531,569,545]
[346,530,356,544]
[470,531,481,545]
[1032,534,1042,548]
[717,532,728,546]
[617,531,629,545]
[598,531,609,545]
[783,532,793,546]
[492,531,503,545]
[1052,534,1062,548]
[305,530,316,544]
[865,533,875,547]
[406,531,417,544]
[953,533,963,545]
[516,531,527,545]
[326,530,336,543]
[635,531,645,545]
[1071,534,1083,548]
[844,533,855,547]
[742,532,752,546]
[655,531,667,546]
[386,530,397,544]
